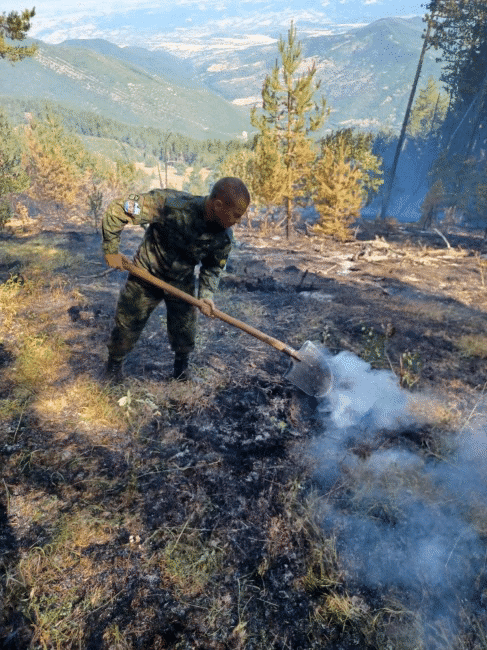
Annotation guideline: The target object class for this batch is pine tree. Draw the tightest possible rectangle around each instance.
[87,183,103,232]
[251,21,328,238]
[312,140,363,241]
[219,148,256,196]
[424,1,487,230]
[419,178,445,228]
[0,108,30,227]
[320,129,383,201]
[252,126,288,233]
[0,8,37,62]
[426,0,487,104]
[26,115,88,208]
[0,109,29,197]
[408,76,449,138]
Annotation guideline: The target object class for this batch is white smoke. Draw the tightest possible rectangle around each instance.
[309,348,487,645]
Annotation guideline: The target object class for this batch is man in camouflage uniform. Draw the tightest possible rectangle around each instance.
[102,177,250,382]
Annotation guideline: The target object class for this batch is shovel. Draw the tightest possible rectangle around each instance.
[120,256,332,398]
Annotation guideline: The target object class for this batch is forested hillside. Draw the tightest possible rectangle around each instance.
[0,37,250,140]
[3,4,487,235]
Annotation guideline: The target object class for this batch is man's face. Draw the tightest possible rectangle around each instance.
[213,198,248,229]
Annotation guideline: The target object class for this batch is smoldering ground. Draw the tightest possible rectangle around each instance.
[308,349,487,647]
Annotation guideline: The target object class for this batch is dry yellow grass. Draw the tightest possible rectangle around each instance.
[457,334,487,359]
[35,376,125,431]
[315,593,369,628]
[406,391,460,424]
[15,333,69,391]
[14,512,116,649]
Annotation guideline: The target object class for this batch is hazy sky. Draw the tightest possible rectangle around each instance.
[21,0,429,47]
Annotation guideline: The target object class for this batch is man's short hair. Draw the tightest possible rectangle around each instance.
[210,177,250,207]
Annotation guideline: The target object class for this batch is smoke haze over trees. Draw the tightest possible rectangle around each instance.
[423,0,487,230]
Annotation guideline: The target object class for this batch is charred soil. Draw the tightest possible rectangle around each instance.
[1,218,487,649]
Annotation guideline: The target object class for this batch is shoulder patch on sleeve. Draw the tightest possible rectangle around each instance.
[124,199,141,217]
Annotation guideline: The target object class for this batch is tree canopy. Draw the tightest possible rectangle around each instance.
[423,1,487,229]
[0,8,37,62]
[426,0,487,103]
[250,21,328,238]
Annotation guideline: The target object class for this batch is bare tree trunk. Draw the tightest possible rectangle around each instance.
[262,207,270,235]
[285,196,292,239]
[418,206,434,230]
[380,22,431,220]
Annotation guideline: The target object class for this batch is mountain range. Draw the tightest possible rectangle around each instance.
[1,16,444,140]
[186,16,444,132]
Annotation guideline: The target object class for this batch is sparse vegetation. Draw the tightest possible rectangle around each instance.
[399,350,423,389]
[457,334,487,359]
[2,219,487,649]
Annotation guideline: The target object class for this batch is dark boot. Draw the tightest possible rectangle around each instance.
[173,353,191,381]
[103,357,125,384]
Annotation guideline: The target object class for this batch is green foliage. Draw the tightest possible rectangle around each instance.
[425,2,487,229]
[312,140,364,241]
[426,1,487,104]
[182,164,209,195]
[426,147,487,227]
[358,324,422,390]
[0,198,12,229]
[0,108,30,201]
[0,8,37,62]
[399,350,422,389]
[113,160,138,190]
[419,178,445,228]
[2,97,251,178]
[407,76,449,138]
[26,115,89,207]
[251,21,328,237]
[218,148,256,197]
[359,325,389,369]
[320,128,384,201]
[87,184,103,231]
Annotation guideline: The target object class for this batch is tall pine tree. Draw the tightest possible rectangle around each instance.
[425,1,487,228]
[407,76,449,139]
[251,21,328,238]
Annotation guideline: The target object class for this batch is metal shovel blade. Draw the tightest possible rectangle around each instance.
[284,341,332,398]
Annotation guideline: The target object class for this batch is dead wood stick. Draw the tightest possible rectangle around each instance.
[78,268,117,278]
[297,269,309,288]
[319,264,339,275]
[434,228,451,249]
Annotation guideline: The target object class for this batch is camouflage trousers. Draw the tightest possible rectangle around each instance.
[107,274,197,362]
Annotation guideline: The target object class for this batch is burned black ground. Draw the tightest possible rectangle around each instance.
[1,221,487,648]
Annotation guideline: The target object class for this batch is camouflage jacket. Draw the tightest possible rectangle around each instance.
[102,189,233,300]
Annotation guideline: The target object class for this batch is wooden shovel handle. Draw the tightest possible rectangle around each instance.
[121,256,301,361]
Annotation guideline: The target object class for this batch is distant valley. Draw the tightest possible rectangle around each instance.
[185,16,444,132]
[1,16,444,140]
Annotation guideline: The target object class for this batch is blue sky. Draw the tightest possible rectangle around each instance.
[22,0,429,48]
